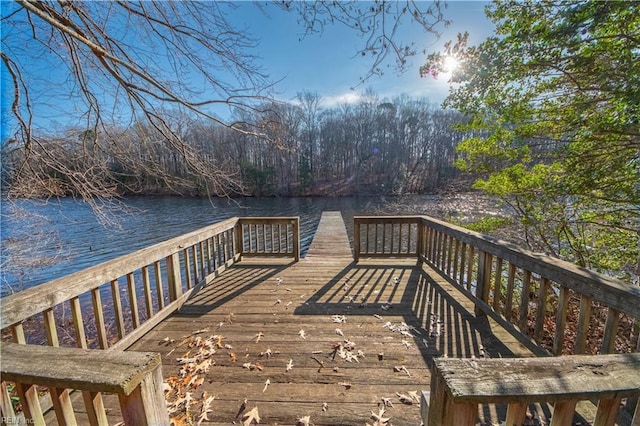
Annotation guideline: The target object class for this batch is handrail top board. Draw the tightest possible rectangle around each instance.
[434,353,640,403]
[0,342,161,395]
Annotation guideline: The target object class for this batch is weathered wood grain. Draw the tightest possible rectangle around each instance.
[433,353,640,403]
[1,343,162,395]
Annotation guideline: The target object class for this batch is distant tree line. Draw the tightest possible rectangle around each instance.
[1,92,469,198]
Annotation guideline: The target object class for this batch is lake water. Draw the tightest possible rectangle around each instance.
[0,194,503,295]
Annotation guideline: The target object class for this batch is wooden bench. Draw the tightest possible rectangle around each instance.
[422,353,640,426]
[0,342,169,425]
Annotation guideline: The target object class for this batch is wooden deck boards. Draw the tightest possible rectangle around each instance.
[123,256,531,424]
[67,211,527,425]
[305,211,353,259]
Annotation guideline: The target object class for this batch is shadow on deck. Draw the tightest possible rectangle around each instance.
[127,255,531,425]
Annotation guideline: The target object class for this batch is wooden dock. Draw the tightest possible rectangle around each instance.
[126,212,530,425]
[8,212,637,426]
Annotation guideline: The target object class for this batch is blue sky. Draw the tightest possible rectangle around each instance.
[1,1,495,139]
[229,1,494,107]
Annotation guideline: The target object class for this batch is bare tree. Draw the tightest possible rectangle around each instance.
[1,0,448,207]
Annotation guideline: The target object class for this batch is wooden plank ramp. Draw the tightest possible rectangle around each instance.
[305,211,353,259]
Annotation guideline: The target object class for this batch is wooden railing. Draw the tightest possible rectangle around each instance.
[353,216,420,261]
[422,354,640,426]
[354,215,640,356]
[237,217,300,261]
[1,342,169,426]
[0,216,299,424]
[354,215,640,425]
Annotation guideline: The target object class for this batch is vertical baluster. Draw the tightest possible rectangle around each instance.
[434,232,441,268]
[204,239,211,275]
[127,273,140,329]
[390,223,396,254]
[593,398,621,426]
[213,235,219,270]
[154,262,165,310]
[221,232,228,263]
[70,296,87,349]
[407,223,412,254]
[505,402,528,426]
[43,308,59,347]
[441,234,448,270]
[452,239,460,281]
[182,249,192,290]
[365,223,370,254]
[575,295,592,354]
[446,236,454,275]
[15,383,45,425]
[82,390,109,426]
[270,224,275,254]
[553,286,570,355]
[142,266,153,319]
[458,242,467,286]
[505,264,517,321]
[492,258,503,313]
[91,288,108,349]
[227,229,234,260]
[519,270,532,334]
[262,224,267,253]
[601,308,620,354]
[534,278,550,343]
[111,279,126,339]
[382,223,387,254]
[550,400,577,426]
[11,323,26,344]
[466,246,475,291]
[1,382,16,419]
[191,244,199,284]
[198,242,206,278]
[49,387,77,425]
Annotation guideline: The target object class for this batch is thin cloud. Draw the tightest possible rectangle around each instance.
[321,92,362,107]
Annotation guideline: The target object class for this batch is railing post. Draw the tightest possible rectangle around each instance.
[235,222,244,260]
[292,218,300,262]
[475,250,493,316]
[118,364,170,426]
[353,219,361,263]
[165,253,183,302]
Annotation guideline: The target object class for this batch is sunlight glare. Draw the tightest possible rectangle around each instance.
[443,55,459,73]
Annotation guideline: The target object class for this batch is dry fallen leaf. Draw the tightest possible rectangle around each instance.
[369,407,391,426]
[196,394,216,426]
[286,358,294,372]
[297,415,311,425]
[263,378,271,393]
[242,406,261,426]
[396,392,414,405]
[298,329,307,339]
